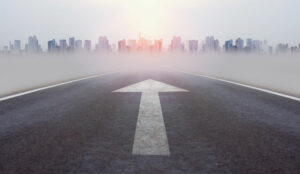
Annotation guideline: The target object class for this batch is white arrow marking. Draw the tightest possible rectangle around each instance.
[114,79,188,156]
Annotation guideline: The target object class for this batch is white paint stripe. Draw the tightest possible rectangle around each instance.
[132,92,170,156]
[179,71,300,102]
[0,72,117,102]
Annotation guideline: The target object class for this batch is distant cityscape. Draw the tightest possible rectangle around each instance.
[1,33,300,54]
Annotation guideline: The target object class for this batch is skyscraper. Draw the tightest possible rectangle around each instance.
[69,37,75,50]
[137,35,152,51]
[252,40,261,52]
[48,39,56,52]
[246,39,252,48]
[204,36,218,51]
[96,36,110,52]
[75,40,83,50]
[225,40,233,52]
[9,41,13,51]
[118,40,127,52]
[59,39,67,51]
[26,36,41,53]
[245,38,253,52]
[291,46,298,53]
[235,38,244,51]
[169,36,184,52]
[188,40,198,52]
[276,43,289,53]
[153,39,163,52]
[127,40,137,51]
[84,40,91,51]
[14,40,21,52]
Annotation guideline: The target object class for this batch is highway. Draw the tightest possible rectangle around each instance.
[0,70,300,174]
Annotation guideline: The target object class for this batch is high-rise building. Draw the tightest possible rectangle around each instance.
[276,43,289,53]
[189,40,198,52]
[75,40,82,50]
[169,36,184,51]
[204,36,219,51]
[246,39,252,48]
[26,36,41,53]
[252,40,261,52]
[127,40,137,51]
[291,46,298,53]
[96,36,110,52]
[153,39,163,52]
[235,38,244,51]
[225,40,233,52]
[136,35,152,51]
[9,41,13,51]
[69,37,75,49]
[205,36,213,50]
[59,39,67,51]
[84,40,92,51]
[245,38,253,52]
[268,46,273,54]
[118,40,127,52]
[48,39,56,52]
[14,40,21,52]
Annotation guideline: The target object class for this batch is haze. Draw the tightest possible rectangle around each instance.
[1,0,300,48]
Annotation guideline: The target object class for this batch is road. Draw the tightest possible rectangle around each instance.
[0,70,300,174]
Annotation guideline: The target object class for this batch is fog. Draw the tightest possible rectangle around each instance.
[0,53,299,98]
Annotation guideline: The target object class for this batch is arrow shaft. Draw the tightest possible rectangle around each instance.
[132,92,170,156]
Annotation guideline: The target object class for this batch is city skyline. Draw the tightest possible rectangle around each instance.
[1,0,300,49]
[2,34,299,54]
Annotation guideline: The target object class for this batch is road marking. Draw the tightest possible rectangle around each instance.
[0,72,117,102]
[179,71,300,102]
[114,79,188,156]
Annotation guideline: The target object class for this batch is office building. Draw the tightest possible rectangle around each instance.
[153,39,163,52]
[253,40,261,52]
[225,40,233,52]
[84,40,91,51]
[169,36,184,51]
[118,40,127,52]
[235,38,244,51]
[189,40,198,52]
[59,39,68,51]
[96,36,110,51]
[69,37,75,49]
[25,36,41,53]
[127,40,137,51]
[14,40,21,51]
[276,43,289,53]
[203,36,219,51]
[75,40,82,50]
[48,39,56,52]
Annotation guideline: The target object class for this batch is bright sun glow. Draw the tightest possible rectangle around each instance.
[127,0,166,37]
[83,0,201,40]
[86,0,185,38]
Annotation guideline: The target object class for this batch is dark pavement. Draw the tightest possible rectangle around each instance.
[0,71,300,174]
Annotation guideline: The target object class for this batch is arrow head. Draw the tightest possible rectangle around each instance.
[113,79,188,93]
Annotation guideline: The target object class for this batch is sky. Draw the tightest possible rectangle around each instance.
[1,0,300,49]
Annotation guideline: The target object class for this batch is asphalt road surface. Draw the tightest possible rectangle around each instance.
[0,70,300,174]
